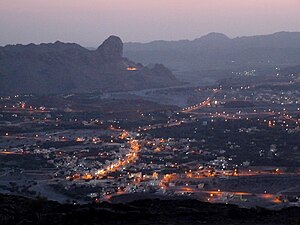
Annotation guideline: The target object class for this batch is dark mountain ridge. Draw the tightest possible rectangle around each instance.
[0,36,180,94]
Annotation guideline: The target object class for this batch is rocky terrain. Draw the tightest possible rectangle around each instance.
[0,194,299,225]
[0,36,180,94]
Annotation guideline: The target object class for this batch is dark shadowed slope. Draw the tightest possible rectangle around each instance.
[0,36,180,94]
[0,194,300,225]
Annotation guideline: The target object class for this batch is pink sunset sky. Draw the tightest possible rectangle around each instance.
[1,0,300,46]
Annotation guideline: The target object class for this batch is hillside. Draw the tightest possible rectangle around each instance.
[0,36,180,94]
[0,194,300,225]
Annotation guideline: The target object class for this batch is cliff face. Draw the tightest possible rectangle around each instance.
[0,36,180,94]
[97,35,123,62]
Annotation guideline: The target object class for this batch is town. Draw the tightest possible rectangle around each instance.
[0,71,300,209]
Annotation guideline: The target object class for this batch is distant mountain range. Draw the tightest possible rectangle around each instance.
[0,36,180,94]
[124,32,300,73]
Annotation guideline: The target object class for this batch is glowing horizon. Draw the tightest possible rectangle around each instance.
[1,0,300,46]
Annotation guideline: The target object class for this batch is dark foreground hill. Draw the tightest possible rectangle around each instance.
[0,36,180,94]
[0,194,300,225]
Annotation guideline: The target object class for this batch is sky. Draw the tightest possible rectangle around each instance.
[1,0,300,46]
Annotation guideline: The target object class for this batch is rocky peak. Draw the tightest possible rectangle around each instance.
[193,32,230,44]
[97,35,123,61]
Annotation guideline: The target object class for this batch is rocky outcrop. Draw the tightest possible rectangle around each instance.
[0,36,181,94]
[97,35,123,62]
